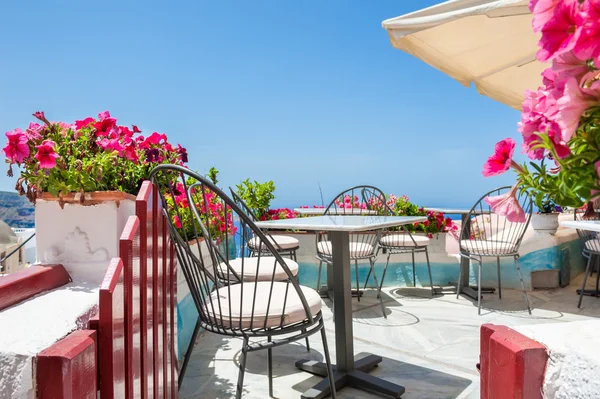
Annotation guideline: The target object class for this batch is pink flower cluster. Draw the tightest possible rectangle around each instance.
[259,208,299,221]
[335,195,367,210]
[519,0,600,158]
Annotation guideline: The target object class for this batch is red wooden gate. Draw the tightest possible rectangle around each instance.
[35,181,178,398]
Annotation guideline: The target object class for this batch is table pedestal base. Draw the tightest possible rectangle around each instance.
[296,354,405,399]
[434,282,496,300]
[318,285,364,299]
[577,288,600,297]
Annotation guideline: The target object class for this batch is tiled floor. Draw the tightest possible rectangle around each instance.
[180,274,600,398]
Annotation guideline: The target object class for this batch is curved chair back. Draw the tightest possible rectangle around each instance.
[149,165,312,336]
[318,185,390,259]
[459,186,533,257]
[574,204,600,253]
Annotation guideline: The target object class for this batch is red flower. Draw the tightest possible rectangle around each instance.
[132,125,141,133]
[75,117,94,130]
[35,140,59,169]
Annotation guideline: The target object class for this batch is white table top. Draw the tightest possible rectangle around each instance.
[560,220,600,232]
[294,208,377,215]
[256,215,427,232]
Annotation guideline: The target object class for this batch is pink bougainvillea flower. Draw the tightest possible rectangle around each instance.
[173,215,182,229]
[3,129,30,163]
[485,184,527,223]
[537,0,582,62]
[531,0,561,32]
[574,0,600,59]
[75,117,94,130]
[556,76,600,141]
[98,111,111,121]
[33,111,45,121]
[35,140,59,169]
[25,123,43,140]
[482,138,517,177]
[57,122,74,132]
[553,50,590,82]
[98,137,126,153]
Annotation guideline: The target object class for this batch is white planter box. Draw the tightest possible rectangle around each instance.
[532,213,560,234]
[35,192,136,281]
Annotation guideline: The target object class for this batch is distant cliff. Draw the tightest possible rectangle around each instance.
[0,191,34,228]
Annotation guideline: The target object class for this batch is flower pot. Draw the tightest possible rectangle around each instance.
[531,213,560,234]
[35,191,136,280]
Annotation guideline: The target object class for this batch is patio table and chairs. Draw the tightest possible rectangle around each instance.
[150,165,336,399]
[457,186,533,315]
[257,213,426,398]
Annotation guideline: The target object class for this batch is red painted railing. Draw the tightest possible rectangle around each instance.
[34,181,178,398]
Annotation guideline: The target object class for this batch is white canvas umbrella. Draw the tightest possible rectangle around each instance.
[382,0,549,110]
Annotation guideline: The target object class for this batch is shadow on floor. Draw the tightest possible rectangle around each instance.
[291,352,473,399]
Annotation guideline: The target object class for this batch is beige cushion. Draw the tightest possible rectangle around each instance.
[218,256,298,282]
[317,241,374,258]
[460,239,517,255]
[585,239,600,252]
[205,281,321,329]
[248,235,299,251]
[380,234,430,247]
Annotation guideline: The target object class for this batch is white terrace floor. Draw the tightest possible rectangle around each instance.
[180,274,600,399]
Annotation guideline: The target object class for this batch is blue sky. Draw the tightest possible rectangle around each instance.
[0,0,525,209]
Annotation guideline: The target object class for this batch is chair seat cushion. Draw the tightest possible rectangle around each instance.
[585,239,600,252]
[205,281,321,329]
[218,256,298,282]
[317,241,374,258]
[460,239,517,255]
[248,235,299,251]
[380,234,430,247]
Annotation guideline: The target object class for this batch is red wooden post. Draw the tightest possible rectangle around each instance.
[480,324,547,399]
[98,258,126,399]
[136,181,154,398]
[152,185,164,398]
[120,216,143,398]
[0,264,70,311]
[36,330,97,399]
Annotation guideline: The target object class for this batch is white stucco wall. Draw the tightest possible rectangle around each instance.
[514,320,600,399]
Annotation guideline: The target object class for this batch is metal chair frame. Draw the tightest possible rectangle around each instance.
[229,187,299,261]
[457,186,533,315]
[574,206,600,308]
[149,165,336,399]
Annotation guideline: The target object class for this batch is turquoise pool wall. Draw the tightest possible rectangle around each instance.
[297,238,585,290]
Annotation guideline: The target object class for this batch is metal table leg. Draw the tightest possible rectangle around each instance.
[297,231,405,398]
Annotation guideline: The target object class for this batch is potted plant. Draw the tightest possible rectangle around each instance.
[3,111,187,276]
[531,196,563,234]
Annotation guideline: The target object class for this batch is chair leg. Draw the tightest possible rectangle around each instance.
[497,256,502,299]
[363,264,373,289]
[595,255,600,296]
[355,260,360,302]
[456,256,464,300]
[515,256,532,315]
[378,253,391,299]
[477,259,482,316]
[316,261,323,291]
[179,317,202,389]
[267,335,273,397]
[425,248,434,297]
[369,258,387,318]
[320,320,337,399]
[236,337,249,399]
[411,251,416,287]
[303,329,310,352]
[579,255,594,308]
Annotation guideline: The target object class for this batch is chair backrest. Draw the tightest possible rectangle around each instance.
[317,185,390,258]
[229,187,285,253]
[574,203,600,253]
[149,164,312,334]
[460,186,533,256]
